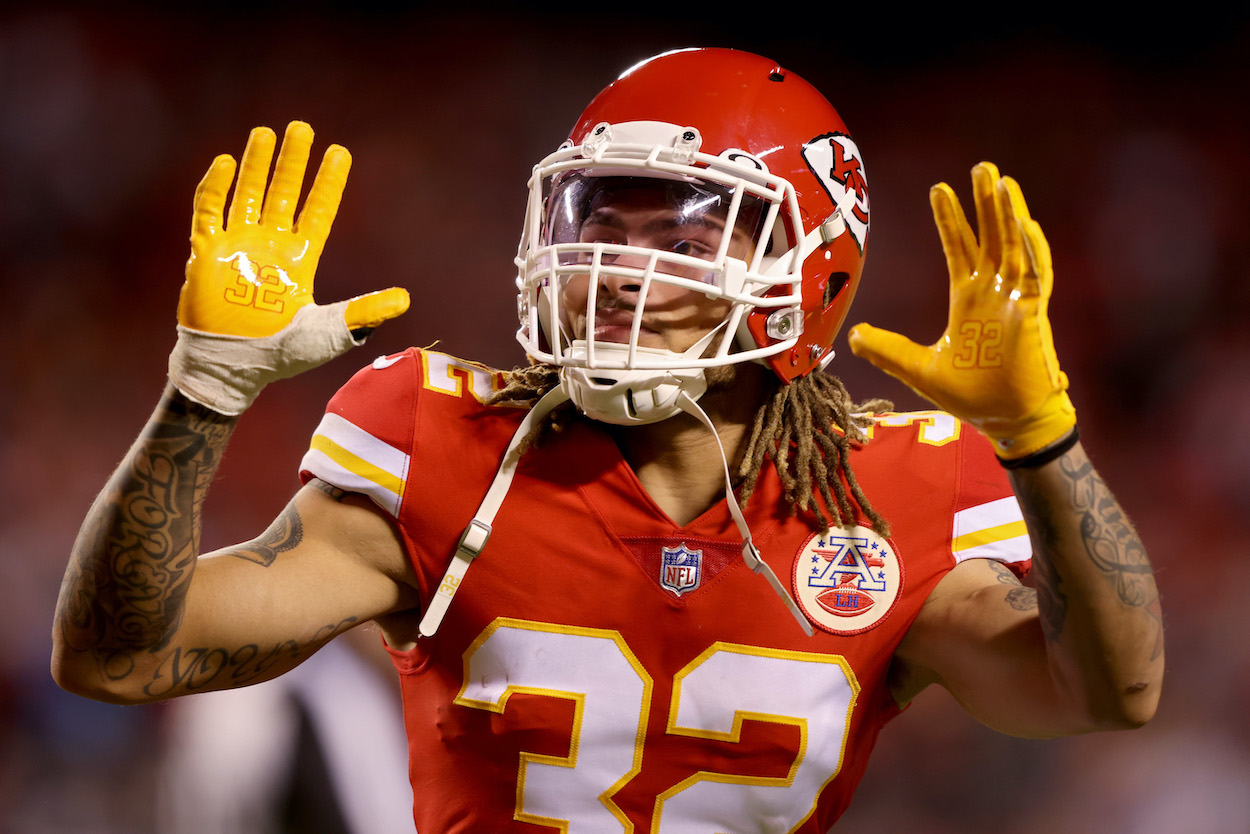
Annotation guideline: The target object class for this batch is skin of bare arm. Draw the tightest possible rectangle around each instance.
[889,439,1163,737]
[51,383,419,705]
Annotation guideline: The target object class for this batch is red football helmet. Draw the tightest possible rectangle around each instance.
[515,47,869,423]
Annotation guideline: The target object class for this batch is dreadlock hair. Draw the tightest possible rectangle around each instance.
[737,372,891,535]
[487,363,892,535]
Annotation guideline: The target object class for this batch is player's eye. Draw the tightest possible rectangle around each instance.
[578,222,622,243]
[668,237,716,260]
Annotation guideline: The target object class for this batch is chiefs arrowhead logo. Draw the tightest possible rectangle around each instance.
[801,133,869,254]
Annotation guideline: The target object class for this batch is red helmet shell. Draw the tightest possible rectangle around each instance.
[568,48,869,381]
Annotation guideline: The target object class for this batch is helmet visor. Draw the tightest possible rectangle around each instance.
[544,175,767,285]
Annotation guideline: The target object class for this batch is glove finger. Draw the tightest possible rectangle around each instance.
[997,177,1026,286]
[930,183,977,281]
[1021,217,1053,299]
[262,121,314,232]
[970,162,1002,277]
[298,144,352,242]
[345,287,411,330]
[228,126,276,229]
[192,154,236,239]
[847,323,933,389]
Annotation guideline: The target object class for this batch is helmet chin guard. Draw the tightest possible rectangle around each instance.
[559,341,710,425]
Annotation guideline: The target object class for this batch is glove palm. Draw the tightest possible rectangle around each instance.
[848,162,1075,459]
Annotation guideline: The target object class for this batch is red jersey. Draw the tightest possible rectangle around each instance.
[300,348,1030,833]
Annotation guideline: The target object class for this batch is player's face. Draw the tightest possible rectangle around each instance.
[556,181,754,355]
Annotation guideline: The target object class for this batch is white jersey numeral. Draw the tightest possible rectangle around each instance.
[457,620,858,833]
[420,351,499,403]
[657,644,859,832]
[867,410,961,446]
[457,620,650,830]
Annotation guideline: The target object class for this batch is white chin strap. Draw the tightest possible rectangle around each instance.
[418,384,569,638]
[418,382,814,639]
[674,391,814,637]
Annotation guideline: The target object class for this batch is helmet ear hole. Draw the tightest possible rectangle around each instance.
[823,272,850,309]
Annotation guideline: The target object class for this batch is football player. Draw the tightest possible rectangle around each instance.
[52,48,1163,831]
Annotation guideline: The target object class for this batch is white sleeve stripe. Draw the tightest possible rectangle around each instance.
[954,496,1024,533]
[300,448,404,518]
[952,496,1032,564]
[951,520,1028,553]
[299,413,410,518]
[315,413,409,476]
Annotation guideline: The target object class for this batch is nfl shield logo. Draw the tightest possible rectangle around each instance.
[660,544,703,597]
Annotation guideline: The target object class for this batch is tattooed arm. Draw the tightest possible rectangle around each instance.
[889,439,1163,738]
[52,384,419,704]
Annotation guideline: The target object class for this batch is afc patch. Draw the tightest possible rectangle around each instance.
[660,543,703,597]
[793,525,902,635]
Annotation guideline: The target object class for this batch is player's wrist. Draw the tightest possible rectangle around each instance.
[161,380,243,424]
[168,302,364,417]
[998,424,1080,469]
[988,387,1078,464]
[168,325,270,416]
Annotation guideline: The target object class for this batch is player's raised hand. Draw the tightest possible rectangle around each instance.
[847,162,1076,460]
[169,121,409,415]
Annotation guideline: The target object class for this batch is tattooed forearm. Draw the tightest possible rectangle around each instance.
[56,390,237,660]
[1059,454,1164,660]
[1059,456,1155,607]
[1011,471,1070,640]
[1010,444,1163,660]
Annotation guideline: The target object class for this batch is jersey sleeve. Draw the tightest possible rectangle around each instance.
[950,428,1032,575]
[299,350,419,519]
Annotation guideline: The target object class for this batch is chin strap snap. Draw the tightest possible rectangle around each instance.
[674,392,815,637]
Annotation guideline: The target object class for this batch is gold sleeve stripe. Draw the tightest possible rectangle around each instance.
[308,434,405,496]
[299,413,409,517]
[951,496,1031,564]
[951,520,1028,553]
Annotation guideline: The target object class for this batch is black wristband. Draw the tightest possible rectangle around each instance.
[998,426,1080,470]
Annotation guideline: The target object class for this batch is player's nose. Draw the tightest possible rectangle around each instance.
[597,260,646,299]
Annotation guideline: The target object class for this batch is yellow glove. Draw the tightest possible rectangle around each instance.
[169,121,409,415]
[847,162,1075,460]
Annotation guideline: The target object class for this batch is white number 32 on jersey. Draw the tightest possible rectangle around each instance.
[457,619,859,833]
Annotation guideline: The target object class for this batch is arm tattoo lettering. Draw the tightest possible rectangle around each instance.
[1059,456,1163,660]
[59,394,235,663]
[141,616,359,696]
[1012,451,1162,657]
[1060,457,1155,605]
